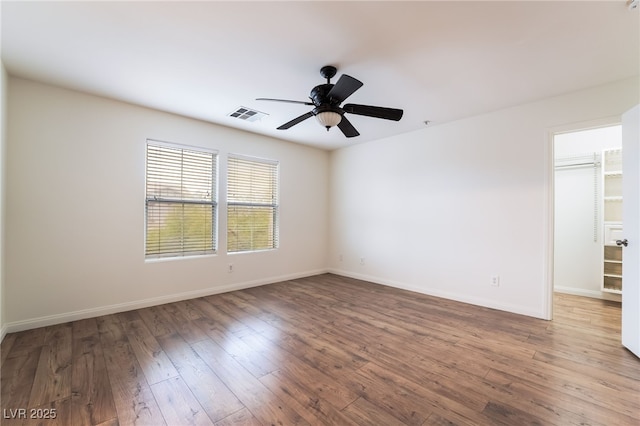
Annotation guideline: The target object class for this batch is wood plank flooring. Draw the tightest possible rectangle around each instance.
[1,274,639,425]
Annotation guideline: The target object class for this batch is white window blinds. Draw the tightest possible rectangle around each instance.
[227,155,279,253]
[145,142,217,258]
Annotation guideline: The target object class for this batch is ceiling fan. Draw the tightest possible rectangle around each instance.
[257,66,403,138]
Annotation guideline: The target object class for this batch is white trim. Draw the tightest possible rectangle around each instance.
[3,269,327,334]
[328,269,546,319]
[543,128,555,320]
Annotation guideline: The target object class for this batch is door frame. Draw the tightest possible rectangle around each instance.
[544,116,622,320]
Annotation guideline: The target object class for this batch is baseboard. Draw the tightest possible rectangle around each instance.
[4,268,328,334]
[554,285,622,302]
[0,325,6,343]
[328,268,546,319]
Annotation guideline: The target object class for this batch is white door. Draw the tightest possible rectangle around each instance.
[622,104,640,358]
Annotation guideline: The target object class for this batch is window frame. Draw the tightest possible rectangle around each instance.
[145,140,218,259]
[227,153,280,254]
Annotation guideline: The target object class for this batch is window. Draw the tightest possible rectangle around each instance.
[227,155,279,253]
[145,141,217,258]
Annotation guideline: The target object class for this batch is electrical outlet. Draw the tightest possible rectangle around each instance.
[360,257,365,266]
[339,254,343,262]
[491,275,500,287]
[228,264,234,273]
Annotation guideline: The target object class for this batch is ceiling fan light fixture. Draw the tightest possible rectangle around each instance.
[315,111,342,130]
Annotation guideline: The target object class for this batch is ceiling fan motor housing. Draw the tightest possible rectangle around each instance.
[310,84,339,107]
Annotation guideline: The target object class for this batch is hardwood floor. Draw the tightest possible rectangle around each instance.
[1,274,638,425]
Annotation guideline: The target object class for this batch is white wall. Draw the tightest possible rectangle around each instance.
[329,77,639,319]
[4,76,639,333]
[5,77,329,331]
[554,126,622,300]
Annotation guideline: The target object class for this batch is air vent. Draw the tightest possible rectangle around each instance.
[228,107,268,122]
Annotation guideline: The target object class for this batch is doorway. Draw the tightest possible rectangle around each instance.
[553,124,623,304]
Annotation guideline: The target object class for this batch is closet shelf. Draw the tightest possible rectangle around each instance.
[602,148,623,296]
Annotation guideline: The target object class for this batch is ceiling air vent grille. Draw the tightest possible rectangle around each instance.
[228,107,268,122]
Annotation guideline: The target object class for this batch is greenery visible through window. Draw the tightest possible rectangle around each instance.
[145,141,217,258]
[227,155,279,253]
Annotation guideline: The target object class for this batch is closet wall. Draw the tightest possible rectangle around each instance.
[554,125,621,299]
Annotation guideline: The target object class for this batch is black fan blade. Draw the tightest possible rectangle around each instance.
[337,115,360,138]
[343,104,403,121]
[277,111,314,130]
[327,75,363,103]
[257,98,314,106]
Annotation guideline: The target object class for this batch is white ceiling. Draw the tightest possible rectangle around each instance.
[2,1,638,150]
